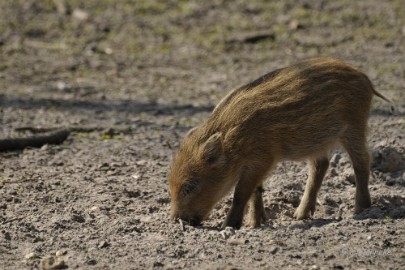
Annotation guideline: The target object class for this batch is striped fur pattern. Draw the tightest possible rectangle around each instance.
[168,56,391,229]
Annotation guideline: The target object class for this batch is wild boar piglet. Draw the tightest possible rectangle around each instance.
[168,56,392,229]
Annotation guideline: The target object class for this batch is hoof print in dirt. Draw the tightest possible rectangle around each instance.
[372,145,405,173]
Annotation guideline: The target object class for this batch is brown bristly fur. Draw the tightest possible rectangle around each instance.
[168,56,392,229]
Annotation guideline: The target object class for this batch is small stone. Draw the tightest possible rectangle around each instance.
[220,231,229,240]
[40,144,49,151]
[309,265,319,270]
[220,227,235,240]
[98,163,110,171]
[140,216,152,223]
[86,258,97,265]
[41,256,66,270]
[98,240,109,249]
[56,81,67,90]
[55,250,67,256]
[176,219,183,230]
[227,238,248,245]
[136,160,147,166]
[72,9,89,22]
[89,206,99,212]
[25,252,36,260]
[367,235,373,241]
[270,246,279,254]
[288,20,304,30]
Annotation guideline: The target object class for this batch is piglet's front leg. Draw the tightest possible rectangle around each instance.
[248,186,266,228]
[222,169,268,229]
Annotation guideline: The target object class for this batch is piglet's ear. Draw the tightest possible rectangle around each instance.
[201,132,223,165]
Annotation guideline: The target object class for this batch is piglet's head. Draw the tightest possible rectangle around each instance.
[168,129,227,226]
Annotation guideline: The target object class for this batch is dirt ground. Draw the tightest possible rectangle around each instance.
[1,0,404,269]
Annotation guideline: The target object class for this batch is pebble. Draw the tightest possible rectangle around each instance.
[288,19,304,30]
[269,239,279,245]
[220,231,230,240]
[55,250,67,257]
[98,163,110,171]
[72,9,89,22]
[136,160,147,166]
[227,238,248,245]
[98,240,109,249]
[178,219,186,231]
[25,252,36,260]
[270,246,279,254]
[56,81,67,90]
[89,206,99,212]
[140,216,152,223]
[220,227,235,240]
[41,256,66,270]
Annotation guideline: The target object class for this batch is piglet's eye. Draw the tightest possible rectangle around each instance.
[181,179,199,196]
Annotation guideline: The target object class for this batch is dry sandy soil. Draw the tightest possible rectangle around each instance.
[0,0,404,269]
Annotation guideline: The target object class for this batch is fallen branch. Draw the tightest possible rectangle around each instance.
[226,32,276,45]
[0,125,137,152]
[14,125,133,134]
[0,129,70,152]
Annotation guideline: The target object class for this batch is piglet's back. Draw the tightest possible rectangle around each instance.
[203,57,374,160]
